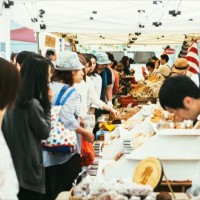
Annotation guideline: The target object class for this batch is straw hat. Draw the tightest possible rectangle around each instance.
[171,58,189,74]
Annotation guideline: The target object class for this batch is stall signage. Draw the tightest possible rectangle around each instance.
[165,48,175,54]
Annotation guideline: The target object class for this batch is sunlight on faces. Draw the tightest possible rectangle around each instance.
[147,66,153,73]
[51,52,57,62]
[160,58,165,65]
[166,97,200,120]
[72,69,84,83]
[89,58,96,73]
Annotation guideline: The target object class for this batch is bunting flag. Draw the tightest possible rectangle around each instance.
[178,40,189,58]
[186,40,199,77]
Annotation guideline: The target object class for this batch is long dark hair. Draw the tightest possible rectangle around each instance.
[18,54,51,114]
[87,54,97,76]
[51,70,74,86]
[119,56,129,67]
[0,58,20,110]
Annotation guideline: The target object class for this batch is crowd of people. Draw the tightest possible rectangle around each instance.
[0,49,123,200]
[1,48,200,200]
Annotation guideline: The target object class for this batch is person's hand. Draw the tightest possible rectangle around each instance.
[83,132,94,143]
[89,107,95,114]
[110,108,120,118]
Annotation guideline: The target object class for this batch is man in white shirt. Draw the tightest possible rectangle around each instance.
[154,54,171,78]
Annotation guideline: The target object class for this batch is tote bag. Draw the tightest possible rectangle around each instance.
[42,85,77,153]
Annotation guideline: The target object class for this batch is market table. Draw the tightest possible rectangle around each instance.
[55,191,191,200]
[160,181,192,193]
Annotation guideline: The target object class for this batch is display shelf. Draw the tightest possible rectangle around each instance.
[102,117,154,159]
[151,122,200,135]
[104,133,200,182]
[160,181,192,193]
[101,108,146,159]
[126,134,200,160]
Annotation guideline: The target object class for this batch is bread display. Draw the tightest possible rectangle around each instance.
[162,111,174,122]
[96,191,128,200]
[131,131,155,149]
[151,108,194,130]
[156,192,172,200]
[157,122,175,129]
[72,177,153,200]
[131,74,164,99]
[123,118,144,130]
[151,109,163,123]
[157,120,193,130]
[114,152,124,161]
[109,107,141,122]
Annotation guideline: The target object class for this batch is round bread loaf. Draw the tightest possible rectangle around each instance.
[156,192,172,200]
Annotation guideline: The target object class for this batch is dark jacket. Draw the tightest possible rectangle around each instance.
[2,98,51,194]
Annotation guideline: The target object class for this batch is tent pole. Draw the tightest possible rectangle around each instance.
[0,5,11,60]
[36,31,41,55]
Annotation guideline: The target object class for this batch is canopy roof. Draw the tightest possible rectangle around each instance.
[8,0,200,44]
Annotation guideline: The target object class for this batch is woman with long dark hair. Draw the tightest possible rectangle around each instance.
[87,54,102,100]
[0,57,19,200]
[3,54,52,200]
[119,55,131,75]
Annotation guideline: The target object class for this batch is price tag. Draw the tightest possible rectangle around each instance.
[126,103,132,111]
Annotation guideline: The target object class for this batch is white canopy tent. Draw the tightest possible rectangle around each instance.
[4,0,200,45]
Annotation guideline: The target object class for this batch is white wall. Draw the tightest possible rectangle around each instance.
[11,41,38,53]
[0,7,10,60]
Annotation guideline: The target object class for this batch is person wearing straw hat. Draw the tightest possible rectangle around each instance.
[171,58,189,76]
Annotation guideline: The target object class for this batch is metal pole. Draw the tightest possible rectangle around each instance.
[36,31,41,55]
